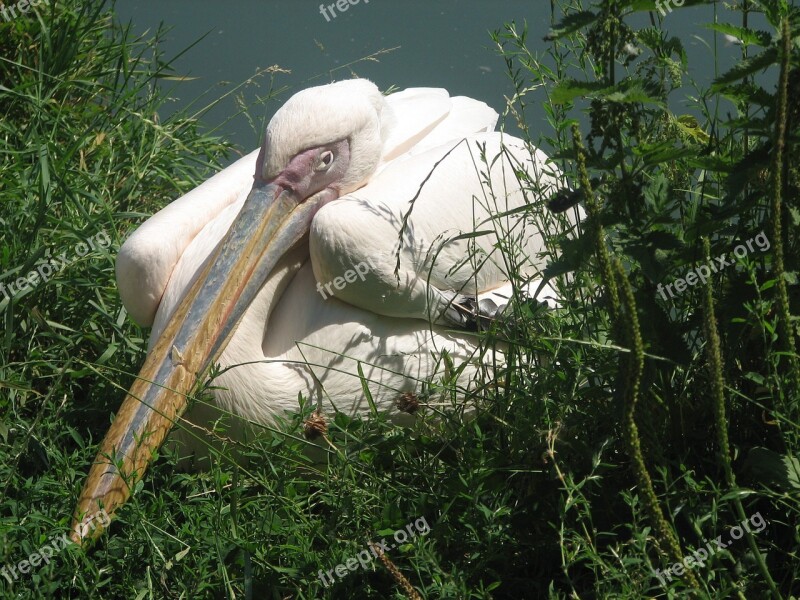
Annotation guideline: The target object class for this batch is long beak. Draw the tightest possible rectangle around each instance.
[71,180,318,543]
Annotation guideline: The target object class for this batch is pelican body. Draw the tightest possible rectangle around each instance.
[72,79,570,541]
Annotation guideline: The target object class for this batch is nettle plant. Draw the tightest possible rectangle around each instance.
[496,0,798,597]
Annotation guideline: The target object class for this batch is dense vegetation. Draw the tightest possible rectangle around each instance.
[1,0,798,598]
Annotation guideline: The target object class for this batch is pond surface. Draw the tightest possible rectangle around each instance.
[114,1,760,158]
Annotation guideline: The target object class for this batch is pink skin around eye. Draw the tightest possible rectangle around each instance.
[269,147,320,196]
[261,139,351,204]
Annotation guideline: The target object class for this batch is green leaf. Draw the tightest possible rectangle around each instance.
[635,27,689,68]
[741,447,800,492]
[552,79,663,105]
[712,47,779,90]
[636,26,663,51]
[719,488,757,501]
[759,279,777,292]
[627,0,707,10]
[643,173,670,213]
[543,234,595,278]
[715,82,774,107]
[96,342,119,365]
[788,206,800,227]
[174,547,191,562]
[544,10,599,41]
[673,114,710,144]
[451,230,495,241]
[634,140,697,165]
[605,85,663,104]
[357,362,378,418]
[706,23,773,47]
[551,80,610,104]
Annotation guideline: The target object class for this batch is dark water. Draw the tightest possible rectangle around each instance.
[114,1,764,158]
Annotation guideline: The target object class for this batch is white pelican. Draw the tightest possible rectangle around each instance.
[72,79,573,541]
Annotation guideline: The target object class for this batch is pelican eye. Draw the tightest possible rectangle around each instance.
[316,150,334,172]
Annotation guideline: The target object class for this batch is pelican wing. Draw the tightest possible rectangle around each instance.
[310,133,561,324]
[116,149,259,327]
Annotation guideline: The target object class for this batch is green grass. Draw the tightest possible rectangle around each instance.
[1,0,799,598]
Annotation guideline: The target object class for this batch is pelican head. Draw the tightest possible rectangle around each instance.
[71,79,393,542]
[261,78,390,195]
